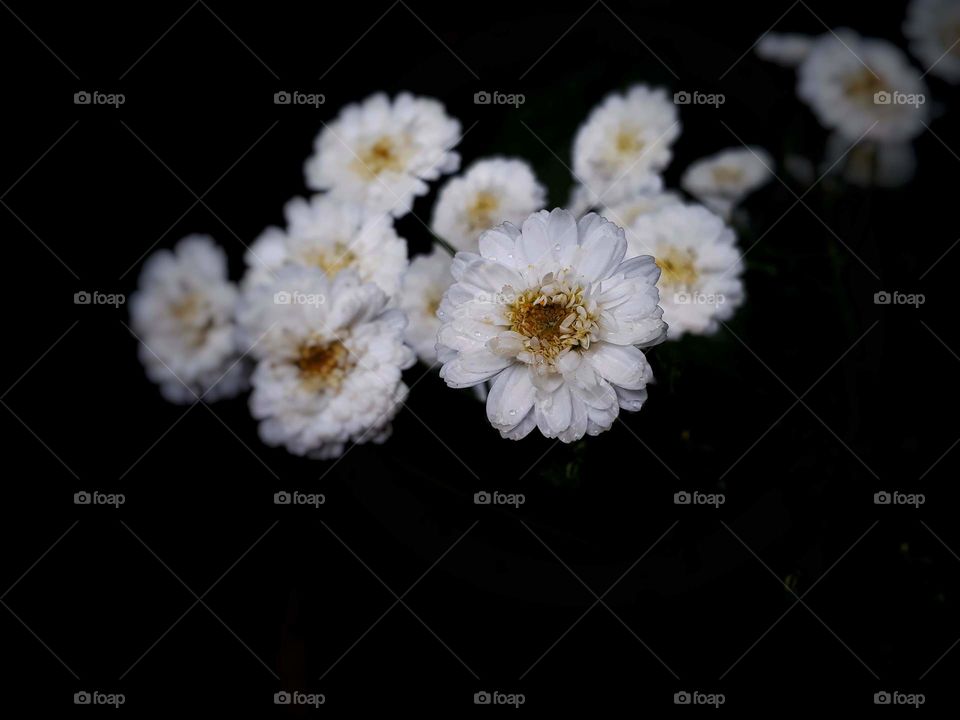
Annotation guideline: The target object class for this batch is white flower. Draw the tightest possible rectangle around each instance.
[756,33,815,66]
[598,190,682,229]
[572,85,680,206]
[624,204,744,340]
[238,266,415,459]
[130,235,247,403]
[437,208,666,442]
[431,158,546,251]
[305,92,461,217]
[822,132,916,188]
[244,194,407,298]
[797,29,929,142]
[398,247,452,364]
[680,147,774,217]
[904,0,960,83]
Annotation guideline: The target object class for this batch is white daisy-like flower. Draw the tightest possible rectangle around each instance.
[398,247,452,364]
[437,208,667,442]
[572,85,680,206]
[305,92,461,217]
[431,157,547,251]
[756,33,815,67]
[624,204,744,340]
[243,194,407,298]
[904,0,960,83]
[797,29,929,142]
[822,132,916,188]
[598,190,682,229]
[130,235,247,404]
[680,147,774,218]
[238,266,415,459]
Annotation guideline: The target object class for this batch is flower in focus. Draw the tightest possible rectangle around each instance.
[904,0,960,83]
[437,208,666,442]
[432,158,547,251]
[624,204,744,340]
[572,85,680,206]
[398,247,452,364]
[244,194,408,298]
[305,92,461,217]
[130,235,247,403]
[238,266,415,458]
[680,147,774,218]
[756,33,814,67]
[797,29,929,142]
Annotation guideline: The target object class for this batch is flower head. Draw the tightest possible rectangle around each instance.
[681,147,773,218]
[398,247,452,364]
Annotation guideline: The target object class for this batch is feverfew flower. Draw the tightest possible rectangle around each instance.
[130,235,247,403]
[437,209,666,442]
[432,158,546,251]
[904,0,960,83]
[572,85,680,206]
[398,247,452,364]
[756,33,814,67]
[797,29,929,142]
[625,204,744,340]
[238,266,415,458]
[305,92,461,217]
[681,147,774,217]
[244,194,407,297]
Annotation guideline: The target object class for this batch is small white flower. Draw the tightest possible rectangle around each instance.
[756,33,815,67]
[572,85,680,206]
[797,29,929,142]
[130,235,247,403]
[680,147,774,217]
[437,208,667,442]
[398,247,452,364]
[305,92,461,217]
[244,194,408,298]
[904,0,960,83]
[598,190,682,229]
[238,266,415,459]
[624,204,744,340]
[432,158,546,251]
[822,132,916,188]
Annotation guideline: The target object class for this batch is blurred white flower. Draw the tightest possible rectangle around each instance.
[437,208,666,442]
[243,194,407,298]
[797,29,929,142]
[822,132,917,187]
[756,33,815,67]
[904,0,960,83]
[305,92,461,217]
[681,147,774,218]
[238,266,414,459]
[131,235,247,403]
[572,85,680,206]
[625,204,744,340]
[432,158,547,251]
[398,247,452,364]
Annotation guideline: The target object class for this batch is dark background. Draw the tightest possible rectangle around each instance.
[1,0,957,713]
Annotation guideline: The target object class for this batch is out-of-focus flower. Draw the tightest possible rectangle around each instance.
[431,158,546,251]
[904,0,960,83]
[305,92,461,217]
[131,235,247,403]
[797,29,929,142]
[822,132,917,187]
[437,208,666,442]
[398,247,452,364]
[756,33,815,66]
[681,147,774,218]
[625,204,744,340]
[572,85,680,206]
[238,266,414,459]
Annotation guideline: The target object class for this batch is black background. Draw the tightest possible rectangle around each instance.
[1,0,958,713]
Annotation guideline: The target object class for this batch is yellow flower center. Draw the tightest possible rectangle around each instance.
[169,293,212,347]
[615,129,644,155]
[353,136,405,179]
[843,69,888,104]
[301,241,357,276]
[509,277,598,367]
[466,190,500,232]
[295,340,354,392]
[711,165,745,186]
[656,247,699,287]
